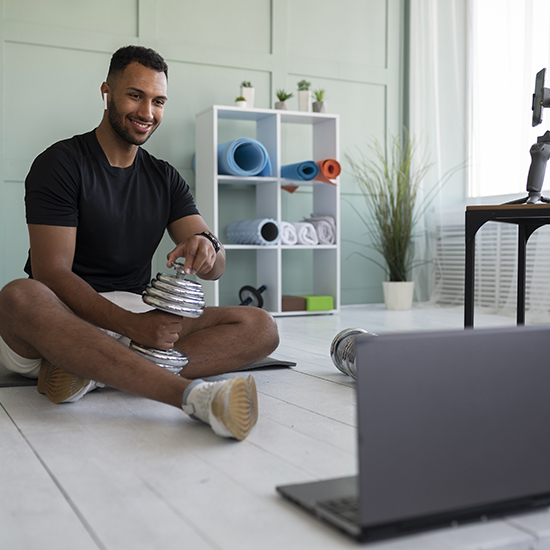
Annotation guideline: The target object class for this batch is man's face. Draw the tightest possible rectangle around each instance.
[107,61,168,146]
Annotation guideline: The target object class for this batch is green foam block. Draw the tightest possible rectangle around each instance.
[298,295,334,311]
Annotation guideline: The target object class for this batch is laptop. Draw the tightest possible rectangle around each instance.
[277,325,550,542]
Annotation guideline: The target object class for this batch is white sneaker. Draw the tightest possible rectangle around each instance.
[182,376,258,440]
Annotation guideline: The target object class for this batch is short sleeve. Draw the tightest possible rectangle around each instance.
[25,146,80,227]
[166,164,200,224]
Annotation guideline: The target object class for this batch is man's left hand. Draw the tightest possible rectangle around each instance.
[166,234,217,276]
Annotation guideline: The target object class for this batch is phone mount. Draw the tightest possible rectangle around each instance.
[506,68,550,204]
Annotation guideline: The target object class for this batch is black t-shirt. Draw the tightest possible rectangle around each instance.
[24,130,199,293]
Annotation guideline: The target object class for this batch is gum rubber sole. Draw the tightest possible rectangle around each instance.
[37,359,92,404]
[211,375,258,440]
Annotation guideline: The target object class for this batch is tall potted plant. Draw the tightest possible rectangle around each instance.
[297,79,311,112]
[347,133,456,310]
[240,81,254,108]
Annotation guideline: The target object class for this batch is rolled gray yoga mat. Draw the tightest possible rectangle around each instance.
[227,218,280,245]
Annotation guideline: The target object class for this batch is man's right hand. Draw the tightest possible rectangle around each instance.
[126,309,184,350]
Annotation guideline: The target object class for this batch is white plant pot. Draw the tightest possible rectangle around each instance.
[382,281,414,311]
[235,100,247,108]
[275,100,288,110]
[312,101,327,113]
[240,87,254,108]
[298,90,311,112]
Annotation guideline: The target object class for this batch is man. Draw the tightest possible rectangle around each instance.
[0,46,279,441]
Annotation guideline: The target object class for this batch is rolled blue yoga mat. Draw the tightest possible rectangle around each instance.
[217,138,272,177]
[281,161,320,181]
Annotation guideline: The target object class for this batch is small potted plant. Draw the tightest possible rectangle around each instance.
[312,88,327,113]
[297,79,311,112]
[235,96,247,108]
[275,89,293,110]
[240,81,254,109]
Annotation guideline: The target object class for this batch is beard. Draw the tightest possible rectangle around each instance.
[107,97,160,146]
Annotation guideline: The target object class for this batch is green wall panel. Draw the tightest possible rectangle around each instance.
[156,0,272,54]
[5,0,139,36]
[340,197,386,304]
[4,43,110,179]
[0,182,29,284]
[287,0,388,68]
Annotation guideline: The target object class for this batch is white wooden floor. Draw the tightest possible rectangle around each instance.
[2,304,550,550]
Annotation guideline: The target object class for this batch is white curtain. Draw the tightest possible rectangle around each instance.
[408,0,469,301]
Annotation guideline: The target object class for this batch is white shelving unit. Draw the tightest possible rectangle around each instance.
[195,105,340,316]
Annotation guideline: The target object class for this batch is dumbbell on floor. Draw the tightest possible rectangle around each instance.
[129,262,205,374]
[330,328,378,379]
[239,285,267,307]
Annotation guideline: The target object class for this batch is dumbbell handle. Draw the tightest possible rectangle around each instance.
[130,262,205,374]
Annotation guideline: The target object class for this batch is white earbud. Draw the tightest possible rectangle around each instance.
[103,93,108,110]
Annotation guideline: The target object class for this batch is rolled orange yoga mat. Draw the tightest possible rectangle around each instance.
[314,159,341,184]
[282,158,341,193]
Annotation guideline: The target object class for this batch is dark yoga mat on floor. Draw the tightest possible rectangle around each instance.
[0,357,296,388]
[235,357,296,371]
[0,364,37,387]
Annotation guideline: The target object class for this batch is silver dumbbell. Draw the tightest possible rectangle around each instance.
[129,262,205,374]
[330,328,377,379]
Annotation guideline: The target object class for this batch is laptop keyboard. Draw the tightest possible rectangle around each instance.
[319,496,360,523]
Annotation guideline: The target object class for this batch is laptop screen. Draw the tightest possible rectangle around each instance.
[355,325,550,528]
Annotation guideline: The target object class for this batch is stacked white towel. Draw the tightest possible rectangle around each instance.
[303,215,336,245]
[292,222,319,245]
[279,221,298,245]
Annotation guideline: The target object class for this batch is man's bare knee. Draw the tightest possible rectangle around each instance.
[0,279,72,331]
[0,280,57,358]
[1,279,57,315]
[243,307,279,355]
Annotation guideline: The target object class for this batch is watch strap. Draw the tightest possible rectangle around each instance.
[195,231,221,253]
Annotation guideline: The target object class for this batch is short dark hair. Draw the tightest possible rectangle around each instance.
[107,45,168,85]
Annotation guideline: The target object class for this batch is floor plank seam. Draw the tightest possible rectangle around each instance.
[255,365,354,388]
[281,368,354,387]
[139,477,223,550]
[255,392,357,429]
[244,438,354,481]
[505,517,542,541]
[0,401,108,550]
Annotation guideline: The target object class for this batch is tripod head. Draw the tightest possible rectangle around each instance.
[506,68,550,204]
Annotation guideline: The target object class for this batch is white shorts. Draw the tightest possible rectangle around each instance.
[0,291,154,379]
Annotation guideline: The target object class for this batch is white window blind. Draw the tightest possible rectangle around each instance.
[432,221,550,322]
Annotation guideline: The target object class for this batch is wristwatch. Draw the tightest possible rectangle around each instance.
[195,230,221,254]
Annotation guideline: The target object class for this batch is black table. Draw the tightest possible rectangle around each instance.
[465,204,550,327]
